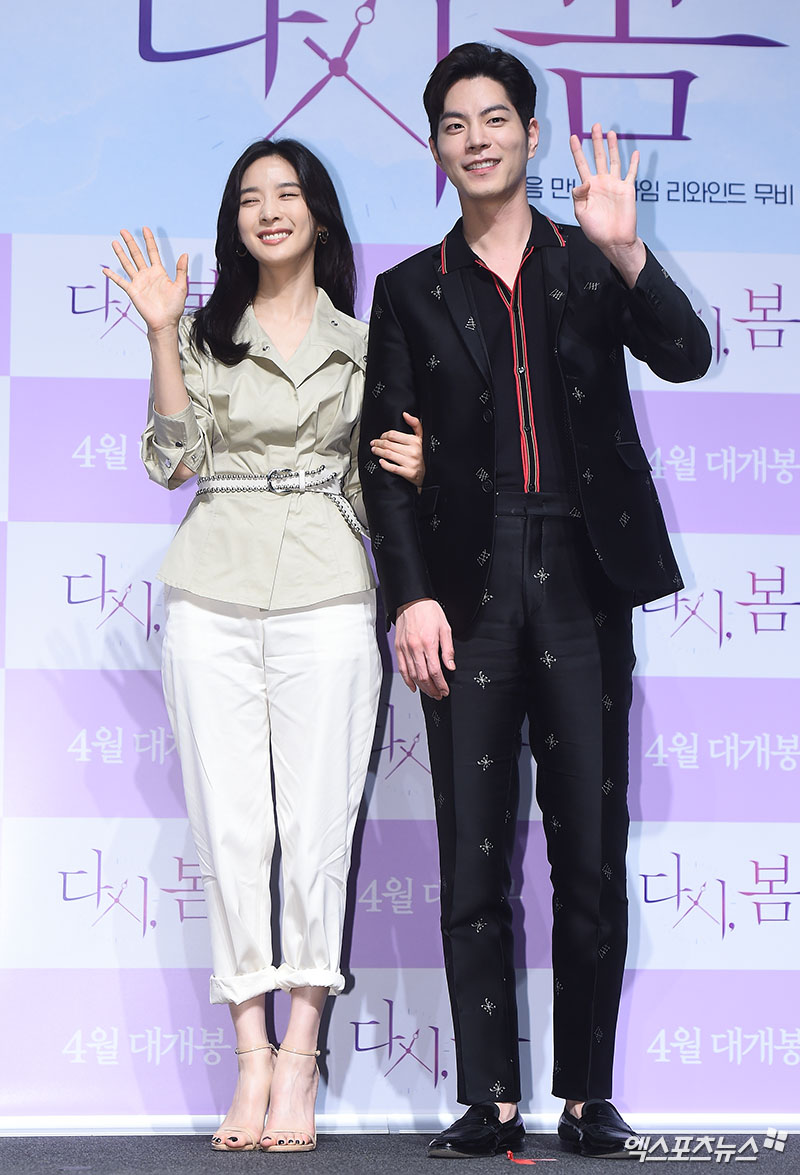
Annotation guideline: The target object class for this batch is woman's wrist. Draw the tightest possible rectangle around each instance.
[147,322,181,346]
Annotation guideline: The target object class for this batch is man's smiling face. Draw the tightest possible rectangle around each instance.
[430,75,539,208]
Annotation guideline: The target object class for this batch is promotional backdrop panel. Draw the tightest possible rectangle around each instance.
[0,0,797,1133]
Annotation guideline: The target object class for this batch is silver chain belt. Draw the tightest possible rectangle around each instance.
[195,465,366,537]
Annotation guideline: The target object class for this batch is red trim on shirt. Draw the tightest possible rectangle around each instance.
[517,272,540,490]
[476,249,540,491]
[546,218,566,247]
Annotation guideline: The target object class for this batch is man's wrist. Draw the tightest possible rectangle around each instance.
[603,238,646,289]
[397,597,435,617]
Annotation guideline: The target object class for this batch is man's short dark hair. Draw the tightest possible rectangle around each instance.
[423,42,537,142]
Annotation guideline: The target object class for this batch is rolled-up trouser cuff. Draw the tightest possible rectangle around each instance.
[274,964,344,996]
[209,966,281,1005]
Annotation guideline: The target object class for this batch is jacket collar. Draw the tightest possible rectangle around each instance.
[439,205,567,274]
[435,206,569,387]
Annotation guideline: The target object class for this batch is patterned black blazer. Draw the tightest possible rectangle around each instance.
[358,207,712,636]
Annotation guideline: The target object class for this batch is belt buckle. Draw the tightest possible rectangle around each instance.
[266,467,293,493]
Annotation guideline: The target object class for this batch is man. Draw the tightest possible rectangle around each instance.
[360,43,711,1159]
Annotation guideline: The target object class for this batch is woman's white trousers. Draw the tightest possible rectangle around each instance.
[161,586,381,1005]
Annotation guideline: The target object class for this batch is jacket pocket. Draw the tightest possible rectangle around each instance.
[415,485,440,516]
[616,441,652,472]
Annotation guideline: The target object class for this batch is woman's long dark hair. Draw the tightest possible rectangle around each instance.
[192,139,357,366]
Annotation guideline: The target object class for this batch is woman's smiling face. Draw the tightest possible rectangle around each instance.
[237,155,321,270]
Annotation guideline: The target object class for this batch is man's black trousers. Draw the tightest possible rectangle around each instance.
[421,492,635,1106]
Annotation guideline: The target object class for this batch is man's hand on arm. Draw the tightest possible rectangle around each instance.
[395,599,455,701]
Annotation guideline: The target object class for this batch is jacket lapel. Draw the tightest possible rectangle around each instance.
[539,231,570,345]
[437,246,493,387]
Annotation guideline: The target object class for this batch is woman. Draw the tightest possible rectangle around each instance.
[103,139,423,1153]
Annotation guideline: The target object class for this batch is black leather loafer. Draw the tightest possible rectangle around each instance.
[558,1099,637,1158]
[428,1103,525,1158]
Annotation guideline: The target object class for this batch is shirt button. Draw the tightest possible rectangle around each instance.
[483,408,494,422]
[165,457,172,468]
[262,344,269,351]
[330,319,339,327]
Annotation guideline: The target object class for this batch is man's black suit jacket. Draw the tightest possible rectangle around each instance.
[358,207,712,637]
